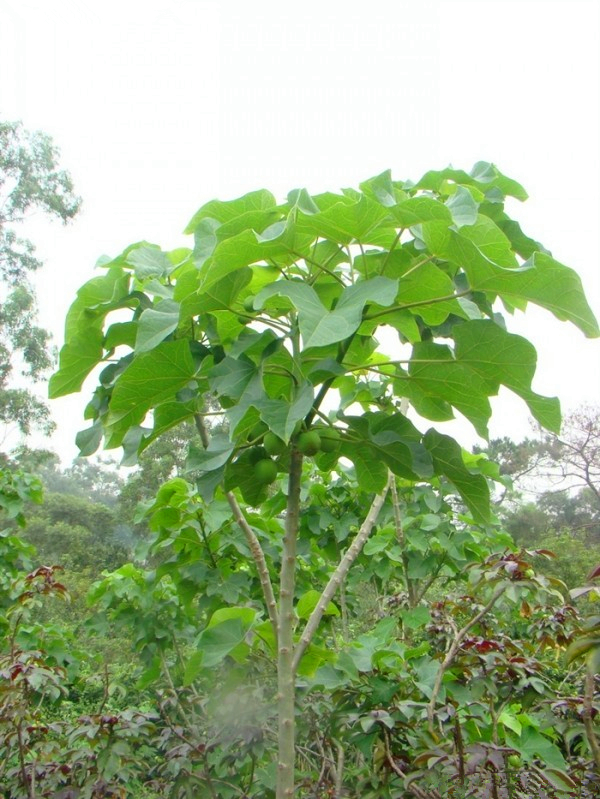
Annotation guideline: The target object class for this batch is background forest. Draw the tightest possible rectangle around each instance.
[1,119,599,799]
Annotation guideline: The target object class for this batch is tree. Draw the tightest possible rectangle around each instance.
[0,119,81,439]
[50,163,599,797]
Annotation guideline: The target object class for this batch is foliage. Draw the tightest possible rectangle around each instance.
[50,164,599,798]
[0,119,81,438]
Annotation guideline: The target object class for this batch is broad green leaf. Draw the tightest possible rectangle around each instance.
[105,321,137,351]
[258,381,315,443]
[135,299,180,354]
[126,245,171,280]
[498,709,522,736]
[139,397,200,451]
[453,321,560,432]
[505,727,567,770]
[105,340,196,444]
[207,606,258,628]
[48,329,104,398]
[423,430,490,522]
[63,266,131,341]
[186,434,235,474]
[445,185,479,227]
[75,422,103,457]
[296,590,339,620]
[185,188,277,232]
[423,222,599,337]
[257,277,397,349]
[396,262,467,325]
[415,162,528,201]
[341,442,389,492]
[296,195,393,243]
[359,170,397,207]
[390,196,452,227]
[400,606,431,630]
[459,214,518,267]
[196,213,313,294]
[195,618,249,668]
[209,355,258,401]
[405,342,492,438]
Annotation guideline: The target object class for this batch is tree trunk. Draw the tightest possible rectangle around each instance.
[276,447,303,798]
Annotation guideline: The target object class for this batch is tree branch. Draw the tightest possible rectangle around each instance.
[193,413,279,640]
[292,473,392,673]
[427,583,506,732]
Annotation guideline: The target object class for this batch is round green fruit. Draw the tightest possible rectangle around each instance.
[254,458,278,485]
[318,427,341,453]
[297,430,321,456]
[264,432,287,456]
[507,755,521,769]
[524,569,535,579]
[248,446,267,465]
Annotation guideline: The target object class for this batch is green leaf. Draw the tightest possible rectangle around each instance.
[400,606,431,630]
[126,245,171,280]
[359,170,397,207]
[257,277,397,349]
[296,195,393,243]
[505,727,567,770]
[196,213,313,294]
[186,434,235,474]
[75,422,103,457]
[396,262,466,326]
[106,340,196,445]
[405,342,492,438]
[135,299,180,354]
[296,590,339,620]
[209,355,258,402]
[453,321,560,432]
[195,617,250,668]
[185,189,277,232]
[390,196,452,227]
[423,222,599,337]
[105,321,137,351]
[48,329,104,398]
[423,430,490,522]
[445,185,479,227]
[207,606,258,628]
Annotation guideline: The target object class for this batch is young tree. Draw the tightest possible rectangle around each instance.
[50,163,598,797]
[0,119,81,439]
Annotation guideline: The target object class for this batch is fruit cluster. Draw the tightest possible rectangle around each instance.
[243,423,342,485]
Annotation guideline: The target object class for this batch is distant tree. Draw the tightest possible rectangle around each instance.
[0,119,81,439]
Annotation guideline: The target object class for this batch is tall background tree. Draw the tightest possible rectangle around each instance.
[0,119,81,441]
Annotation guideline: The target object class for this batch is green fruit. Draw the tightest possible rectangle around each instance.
[297,430,321,456]
[248,446,267,465]
[243,295,256,313]
[524,569,535,579]
[507,755,521,769]
[264,432,287,456]
[254,458,278,484]
[318,427,341,453]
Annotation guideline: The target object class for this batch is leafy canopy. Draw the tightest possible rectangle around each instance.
[50,163,598,521]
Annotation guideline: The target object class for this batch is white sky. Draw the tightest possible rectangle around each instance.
[1,0,599,463]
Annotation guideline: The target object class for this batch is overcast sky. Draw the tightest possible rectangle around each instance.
[1,0,599,463]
